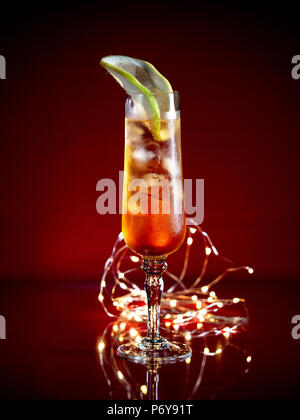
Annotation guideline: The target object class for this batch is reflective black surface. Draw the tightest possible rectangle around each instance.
[0,277,299,399]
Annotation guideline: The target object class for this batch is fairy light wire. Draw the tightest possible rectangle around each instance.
[98,222,253,399]
[99,223,252,342]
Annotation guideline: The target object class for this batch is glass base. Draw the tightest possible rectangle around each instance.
[117,338,192,365]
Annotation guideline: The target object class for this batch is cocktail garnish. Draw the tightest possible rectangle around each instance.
[100,55,173,140]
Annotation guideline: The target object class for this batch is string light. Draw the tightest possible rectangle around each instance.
[98,341,105,352]
[187,237,193,246]
[185,332,192,341]
[205,247,212,256]
[170,300,177,308]
[223,328,231,339]
[99,224,250,342]
[135,335,142,343]
[130,328,138,338]
[196,301,202,310]
[98,322,252,400]
[140,385,147,395]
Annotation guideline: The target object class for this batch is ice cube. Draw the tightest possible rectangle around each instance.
[131,139,161,171]
[125,120,145,144]
[132,148,156,163]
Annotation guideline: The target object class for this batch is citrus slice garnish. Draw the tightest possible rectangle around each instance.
[100,55,173,140]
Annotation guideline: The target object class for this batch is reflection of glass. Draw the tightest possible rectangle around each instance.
[145,359,162,400]
[118,92,191,363]
[98,322,251,400]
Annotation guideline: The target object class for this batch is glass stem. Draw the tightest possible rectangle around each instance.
[141,259,167,346]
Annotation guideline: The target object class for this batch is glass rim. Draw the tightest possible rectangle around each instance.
[126,90,179,96]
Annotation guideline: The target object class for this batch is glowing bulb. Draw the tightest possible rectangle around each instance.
[130,255,140,263]
[196,301,202,310]
[223,331,230,339]
[130,328,138,338]
[185,357,191,364]
[98,341,105,352]
[187,237,193,246]
[120,282,127,290]
[192,295,198,302]
[98,293,104,302]
[165,322,171,328]
[201,286,209,294]
[120,322,126,331]
[113,325,118,332]
[209,291,216,298]
[119,336,124,342]
[248,268,254,274]
[204,347,210,355]
[117,371,124,380]
[247,356,252,363]
[165,314,171,319]
[233,298,240,304]
[207,297,214,303]
[197,323,203,329]
[170,300,177,308]
[174,324,180,331]
[185,332,192,341]
[205,247,212,256]
[190,227,197,234]
[101,280,106,288]
[119,272,125,279]
[217,302,223,308]
[141,385,147,395]
[216,348,222,354]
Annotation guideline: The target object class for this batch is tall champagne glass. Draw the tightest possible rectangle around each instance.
[118,92,191,363]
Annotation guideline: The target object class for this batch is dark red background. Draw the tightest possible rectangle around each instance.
[0,1,300,399]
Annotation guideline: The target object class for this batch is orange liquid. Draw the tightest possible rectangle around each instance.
[122,118,186,258]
